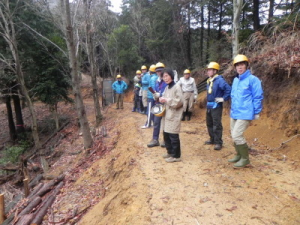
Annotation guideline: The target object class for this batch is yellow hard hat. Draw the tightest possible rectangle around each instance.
[184,69,191,74]
[155,62,165,70]
[207,62,220,71]
[149,64,156,72]
[136,70,141,74]
[116,74,122,78]
[150,103,166,117]
[141,65,147,70]
[233,54,249,66]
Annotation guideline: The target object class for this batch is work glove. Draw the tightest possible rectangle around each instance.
[153,92,160,100]
[215,97,224,103]
[254,114,260,120]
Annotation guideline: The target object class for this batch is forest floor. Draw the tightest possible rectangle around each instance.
[1,87,300,225]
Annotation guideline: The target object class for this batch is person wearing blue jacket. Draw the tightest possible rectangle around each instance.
[141,65,150,115]
[147,62,168,148]
[205,62,231,150]
[112,74,128,109]
[229,54,263,168]
[141,64,158,128]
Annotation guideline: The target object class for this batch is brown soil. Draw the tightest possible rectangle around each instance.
[1,84,299,224]
[48,91,299,225]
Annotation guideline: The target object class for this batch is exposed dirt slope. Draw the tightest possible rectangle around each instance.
[73,99,300,225]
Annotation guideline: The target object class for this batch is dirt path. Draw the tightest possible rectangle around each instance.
[78,102,300,225]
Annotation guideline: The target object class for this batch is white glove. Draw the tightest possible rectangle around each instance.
[153,92,160,100]
[254,114,260,120]
[215,97,224,103]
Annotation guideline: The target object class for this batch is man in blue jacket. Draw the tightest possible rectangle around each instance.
[205,62,231,150]
[141,64,158,128]
[228,54,263,168]
[112,74,128,109]
[141,65,150,115]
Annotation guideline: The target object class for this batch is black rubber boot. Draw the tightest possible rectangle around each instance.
[187,112,191,121]
[181,112,186,121]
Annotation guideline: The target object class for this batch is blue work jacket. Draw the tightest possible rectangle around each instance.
[112,80,128,94]
[147,73,158,99]
[141,72,150,90]
[230,70,264,120]
[206,75,231,108]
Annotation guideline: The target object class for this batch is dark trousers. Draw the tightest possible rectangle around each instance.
[206,106,223,145]
[153,115,162,140]
[133,94,139,109]
[163,132,181,158]
[139,96,144,112]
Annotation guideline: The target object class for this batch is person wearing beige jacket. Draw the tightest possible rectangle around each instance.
[159,68,184,163]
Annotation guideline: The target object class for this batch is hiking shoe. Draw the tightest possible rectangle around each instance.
[160,142,166,148]
[165,157,181,163]
[204,140,214,145]
[162,154,172,158]
[214,144,222,150]
[147,139,160,148]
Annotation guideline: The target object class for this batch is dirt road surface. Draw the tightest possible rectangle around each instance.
[72,101,300,225]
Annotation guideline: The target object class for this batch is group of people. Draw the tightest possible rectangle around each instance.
[112,54,263,168]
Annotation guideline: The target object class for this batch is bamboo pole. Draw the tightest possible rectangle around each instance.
[0,193,5,223]
[24,178,30,197]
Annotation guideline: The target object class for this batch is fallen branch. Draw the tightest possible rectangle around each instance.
[15,214,34,225]
[35,175,64,197]
[31,196,56,225]
[270,134,300,151]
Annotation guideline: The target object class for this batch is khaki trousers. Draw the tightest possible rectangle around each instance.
[116,93,124,109]
[142,90,148,107]
[183,92,194,112]
[230,118,250,145]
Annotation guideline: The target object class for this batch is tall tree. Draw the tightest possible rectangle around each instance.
[253,0,260,30]
[232,0,244,57]
[0,0,40,147]
[83,0,102,126]
[61,0,93,149]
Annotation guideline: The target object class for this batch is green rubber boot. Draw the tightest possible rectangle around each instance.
[228,143,241,163]
[233,143,250,168]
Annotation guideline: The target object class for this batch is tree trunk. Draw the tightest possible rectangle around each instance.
[0,0,40,148]
[84,0,102,126]
[61,0,93,149]
[232,0,243,57]
[206,3,211,64]
[200,5,204,65]
[268,0,274,22]
[50,104,59,130]
[12,89,25,133]
[187,2,192,67]
[253,0,260,31]
[5,95,17,141]
[218,2,224,40]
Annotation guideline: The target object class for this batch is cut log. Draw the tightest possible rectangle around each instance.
[18,196,42,217]
[35,175,64,197]
[15,214,34,225]
[27,183,44,199]
[30,195,56,225]
[29,174,43,188]
[0,193,5,223]
[24,178,30,197]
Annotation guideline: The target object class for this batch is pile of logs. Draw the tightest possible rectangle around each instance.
[1,174,64,225]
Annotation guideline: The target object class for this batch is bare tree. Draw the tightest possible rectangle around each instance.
[0,0,41,147]
[232,0,243,57]
[61,0,93,149]
[83,0,102,126]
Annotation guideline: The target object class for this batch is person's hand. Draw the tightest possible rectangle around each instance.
[254,114,260,120]
[153,92,160,100]
[159,97,167,103]
[215,97,224,103]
